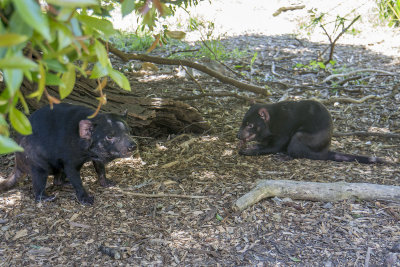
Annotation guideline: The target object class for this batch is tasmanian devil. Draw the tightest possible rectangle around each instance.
[0,103,137,205]
[237,100,385,164]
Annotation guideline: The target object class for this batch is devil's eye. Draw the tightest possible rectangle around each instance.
[247,123,254,128]
[106,135,114,141]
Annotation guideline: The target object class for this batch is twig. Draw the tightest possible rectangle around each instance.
[273,5,305,16]
[336,75,362,86]
[321,69,397,84]
[180,64,205,93]
[321,15,361,64]
[333,131,400,139]
[314,95,383,104]
[364,247,372,267]
[271,62,281,77]
[124,192,207,199]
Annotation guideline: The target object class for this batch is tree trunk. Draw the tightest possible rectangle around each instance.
[19,77,210,137]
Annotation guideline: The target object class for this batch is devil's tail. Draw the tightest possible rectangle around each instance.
[0,171,21,192]
[327,151,387,164]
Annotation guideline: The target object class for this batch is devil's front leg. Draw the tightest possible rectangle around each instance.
[239,136,289,156]
[92,160,115,187]
[64,164,94,205]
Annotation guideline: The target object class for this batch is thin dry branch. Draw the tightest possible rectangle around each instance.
[124,192,206,199]
[314,95,383,104]
[321,68,396,84]
[333,131,400,139]
[234,180,400,211]
[273,5,305,16]
[336,75,362,86]
[105,42,271,97]
[180,64,205,93]
[321,15,361,64]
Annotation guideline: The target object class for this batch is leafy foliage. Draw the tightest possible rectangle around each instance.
[110,31,155,52]
[377,0,400,26]
[0,0,198,154]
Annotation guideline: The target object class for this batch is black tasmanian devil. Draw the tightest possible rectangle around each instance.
[0,103,137,204]
[237,100,386,164]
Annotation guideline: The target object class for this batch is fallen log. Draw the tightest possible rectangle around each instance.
[234,179,400,211]
[19,78,210,137]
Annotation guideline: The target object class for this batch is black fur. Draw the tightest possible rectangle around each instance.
[0,103,137,204]
[237,100,385,164]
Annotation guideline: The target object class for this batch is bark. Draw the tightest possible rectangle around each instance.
[234,179,400,211]
[19,78,210,137]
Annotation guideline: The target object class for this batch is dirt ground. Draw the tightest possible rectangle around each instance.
[1,1,400,266]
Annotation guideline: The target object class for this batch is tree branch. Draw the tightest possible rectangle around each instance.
[106,42,271,97]
[174,92,256,102]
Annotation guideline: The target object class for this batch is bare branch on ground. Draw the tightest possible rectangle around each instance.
[321,69,397,84]
[234,179,400,211]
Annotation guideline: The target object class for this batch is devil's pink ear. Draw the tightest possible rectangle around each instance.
[79,120,93,140]
[258,108,270,122]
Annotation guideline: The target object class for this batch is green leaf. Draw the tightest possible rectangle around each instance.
[47,0,98,8]
[13,0,51,41]
[9,10,33,38]
[28,62,45,100]
[9,107,32,135]
[0,135,24,154]
[90,62,108,79]
[216,214,223,221]
[57,7,74,21]
[78,15,115,37]
[289,256,301,262]
[56,23,73,50]
[142,9,156,30]
[107,66,131,91]
[122,0,135,17]
[0,56,38,70]
[0,115,9,135]
[0,33,28,47]
[17,91,30,114]
[31,71,62,86]
[250,52,258,66]
[42,59,67,73]
[45,73,63,86]
[59,63,76,99]
[70,17,83,37]
[3,68,23,96]
[94,40,109,67]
